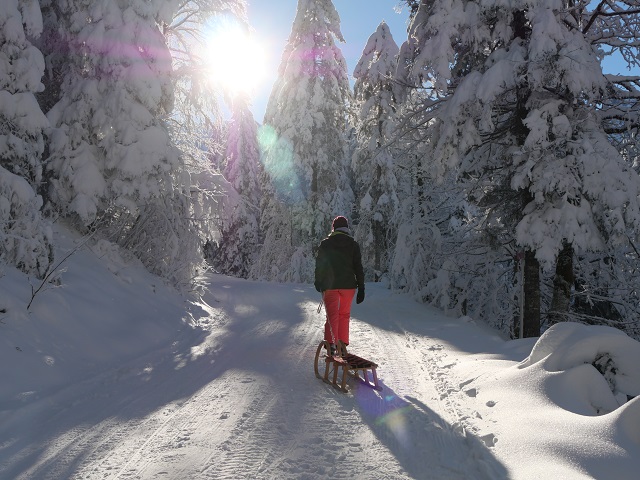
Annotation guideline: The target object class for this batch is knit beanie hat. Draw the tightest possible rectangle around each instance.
[332,216,349,230]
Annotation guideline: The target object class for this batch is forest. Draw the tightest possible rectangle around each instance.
[2,0,640,340]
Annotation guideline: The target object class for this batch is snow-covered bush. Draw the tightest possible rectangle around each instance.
[390,215,440,297]
[521,322,640,414]
[390,187,519,336]
[570,250,640,340]
[99,180,205,293]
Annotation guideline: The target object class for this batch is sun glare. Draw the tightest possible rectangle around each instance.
[203,20,266,96]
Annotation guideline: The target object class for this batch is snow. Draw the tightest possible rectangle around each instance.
[1,224,640,479]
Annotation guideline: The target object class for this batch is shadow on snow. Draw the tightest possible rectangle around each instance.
[0,277,509,479]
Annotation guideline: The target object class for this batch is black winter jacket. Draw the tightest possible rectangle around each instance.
[314,230,365,292]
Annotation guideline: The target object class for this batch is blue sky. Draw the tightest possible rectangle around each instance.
[247,0,410,121]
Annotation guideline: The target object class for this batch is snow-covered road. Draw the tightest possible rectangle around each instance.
[1,277,510,479]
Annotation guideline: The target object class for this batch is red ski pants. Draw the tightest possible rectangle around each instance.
[323,289,356,346]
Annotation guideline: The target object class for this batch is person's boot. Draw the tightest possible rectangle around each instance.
[328,343,337,356]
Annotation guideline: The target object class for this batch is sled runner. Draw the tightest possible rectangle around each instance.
[313,340,381,393]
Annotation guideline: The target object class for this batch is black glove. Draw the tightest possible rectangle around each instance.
[356,286,365,304]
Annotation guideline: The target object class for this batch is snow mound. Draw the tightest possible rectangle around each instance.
[520,322,640,413]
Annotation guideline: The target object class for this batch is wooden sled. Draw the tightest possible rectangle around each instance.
[313,340,381,393]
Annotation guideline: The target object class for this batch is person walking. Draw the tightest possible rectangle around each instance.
[314,216,365,356]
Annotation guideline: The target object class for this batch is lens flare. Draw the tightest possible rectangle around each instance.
[258,125,302,204]
[357,390,414,449]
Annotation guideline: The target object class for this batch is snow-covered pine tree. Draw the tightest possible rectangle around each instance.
[352,21,400,282]
[553,2,640,336]
[45,0,180,225]
[252,0,354,282]
[40,0,212,290]
[224,96,262,210]
[249,170,301,281]
[0,0,53,277]
[397,0,640,337]
[385,5,472,318]
[211,95,262,278]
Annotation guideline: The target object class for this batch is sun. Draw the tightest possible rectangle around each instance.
[203,19,266,96]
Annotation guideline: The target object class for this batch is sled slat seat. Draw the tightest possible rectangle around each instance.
[314,341,381,392]
[331,353,377,370]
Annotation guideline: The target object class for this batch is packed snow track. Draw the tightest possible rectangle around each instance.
[0,277,509,479]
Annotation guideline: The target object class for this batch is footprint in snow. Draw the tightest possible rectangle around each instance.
[480,433,498,447]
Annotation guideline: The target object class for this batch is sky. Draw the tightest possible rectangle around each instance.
[246,0,411,121]
[1,221,640,478]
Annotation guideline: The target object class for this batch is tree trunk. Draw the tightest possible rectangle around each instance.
[373,219,382,281]
[549,241,574,325]
[523,249,541,337]
[372,164,383,281]
[511,9,538,337]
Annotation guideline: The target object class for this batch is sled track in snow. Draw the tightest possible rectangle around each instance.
[199,379,283,479]
[345,319,502,480]
[68,360,240,479]
[65,301,352,480]
[404,332,471,430]
[400,329,504,479]
[404,329,498,444]
[1,288,507,480]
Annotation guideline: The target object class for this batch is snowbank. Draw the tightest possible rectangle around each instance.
[0,223,196,410]
[458,321,640,479]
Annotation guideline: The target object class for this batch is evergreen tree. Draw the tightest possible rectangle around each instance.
[224,96,262,209]
[0,0,53,277]
[567,1,640,336]
[252,0,353,282]
[39,0,214,290]
[396,0,640,337]
[211,95,262,278]
[352,22,400,282]
[45,0,180,225]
